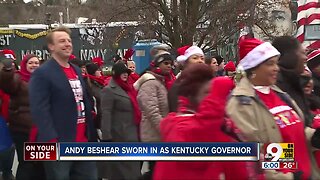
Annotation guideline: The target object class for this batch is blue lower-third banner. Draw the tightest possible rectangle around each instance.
[57,142,259,161]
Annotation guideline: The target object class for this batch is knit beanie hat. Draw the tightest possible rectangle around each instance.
[150,44,171,57]
[176,46,204,62]
[154,53,174,66]
[238,38,280,70]
[86,63,99,76]
[112,62,131,77]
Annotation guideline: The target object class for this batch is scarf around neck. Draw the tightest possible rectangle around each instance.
[151,68,176,90]
[114,77,142,126]
[85,74,106,86]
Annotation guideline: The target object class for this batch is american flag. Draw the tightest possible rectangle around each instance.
[296,0,320,49]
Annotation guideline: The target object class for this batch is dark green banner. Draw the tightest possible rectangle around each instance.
[0,26,137,64]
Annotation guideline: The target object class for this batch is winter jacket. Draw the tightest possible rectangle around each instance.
[134,71,169,142]
[101,78,139,142]
[277,70,313,126]
[99,78,140,179]
[154,77,254,180]
[0,69,32,134]
[227,77,319,179]
[29,59,96,142]
[103,75,112,86]
[88,79,104,129]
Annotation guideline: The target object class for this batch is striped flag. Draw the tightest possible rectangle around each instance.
[296,0,320,49]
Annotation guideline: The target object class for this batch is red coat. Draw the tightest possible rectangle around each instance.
[312,109,320,168]
[153,77,259,180]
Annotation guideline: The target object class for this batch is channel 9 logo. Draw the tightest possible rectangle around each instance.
[264,143,294,162]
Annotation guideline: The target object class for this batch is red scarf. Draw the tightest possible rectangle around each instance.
[151,68,176,90]
[127,73,140,87]
[130,72,140,82]
[114,77,141,126]
[19,55,31,82]
[84,74,106,86]
[167,70,176,90]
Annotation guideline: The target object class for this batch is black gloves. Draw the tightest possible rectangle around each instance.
[1,58,13,71]
[311,128,320,149]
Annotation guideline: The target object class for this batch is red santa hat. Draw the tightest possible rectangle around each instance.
[224,61,236,72]
[177,46,190,56]
[238,38,280,70]
[307,49,320,70]
[0,49,16,60]
[176,45,204,62]
[91,57,104,67]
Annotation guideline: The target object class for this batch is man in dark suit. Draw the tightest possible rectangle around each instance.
[29,26,97,180]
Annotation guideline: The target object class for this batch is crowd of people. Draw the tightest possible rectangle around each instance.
[1,25,320,180]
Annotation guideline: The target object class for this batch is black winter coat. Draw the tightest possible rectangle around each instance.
[276,69,313,126]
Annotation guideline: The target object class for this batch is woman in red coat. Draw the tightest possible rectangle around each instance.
[153,64,257,180]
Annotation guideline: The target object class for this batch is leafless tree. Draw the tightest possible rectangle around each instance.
[0,0,295,59]
[137,0,292,53]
